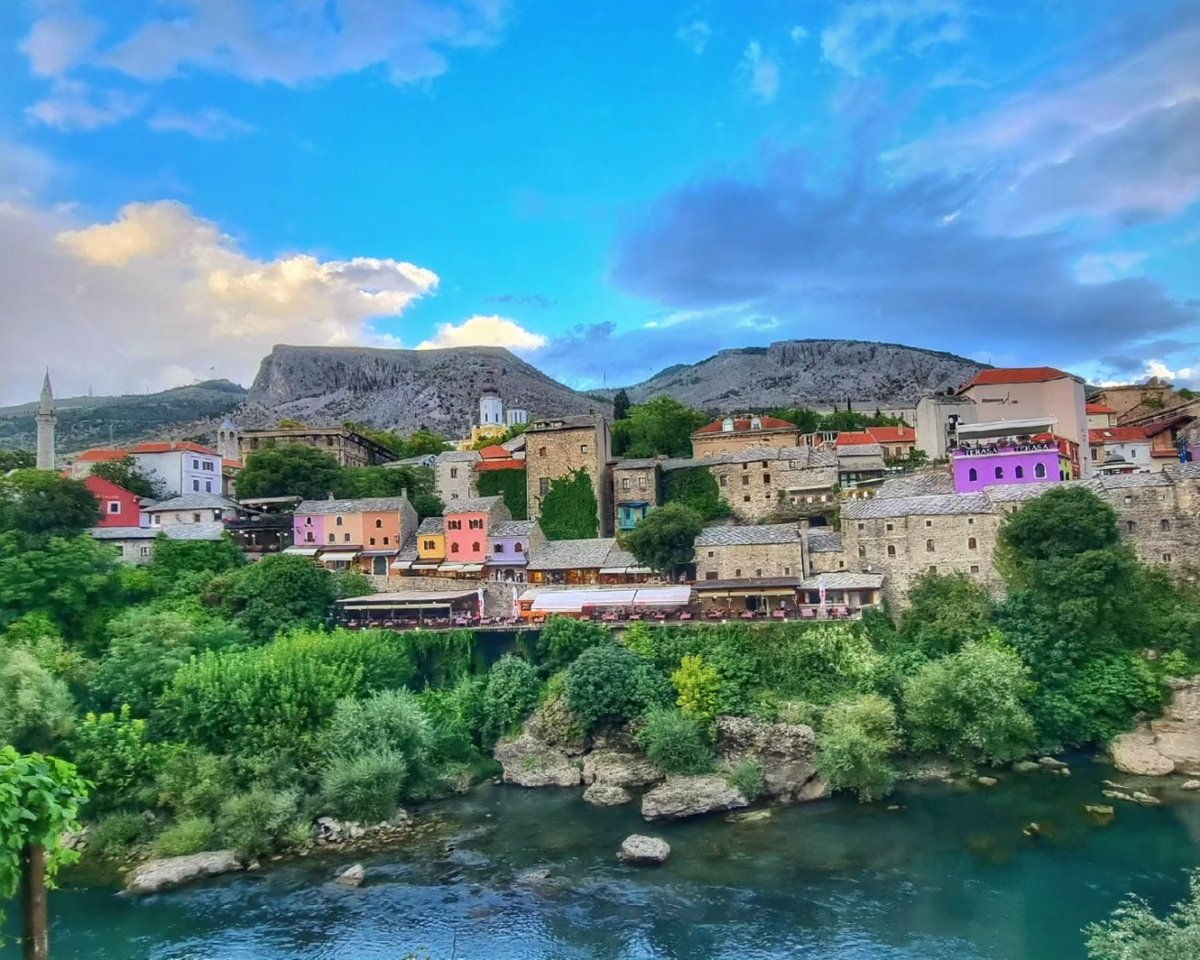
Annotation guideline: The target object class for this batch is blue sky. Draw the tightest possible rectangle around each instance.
[1,0,1198,404]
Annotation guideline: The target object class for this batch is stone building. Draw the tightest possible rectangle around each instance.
[693,524,806,581]
[612,459,662,531]
[707,447,839,523]
[1089,379,1177,424]
[525,415,613,536]
[691,415,802,459]
[435,450,481,503]
[237,426,394,467]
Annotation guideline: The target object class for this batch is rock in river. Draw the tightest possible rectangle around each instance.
[583,783,634,806]
[1110,730,1176,776]
[641,775,749,822]
[125,850,242,895]
[716,717,819,803]
[494,733,581,788]
[618,835,671,865]
[582,750,663,790]
[336,863,365,887]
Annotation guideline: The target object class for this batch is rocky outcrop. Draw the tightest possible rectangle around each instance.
[125,850,242,895]
[494,733,581,788]
[335,863,365,887]
[582,750,663,790]
[716,717,822,803]
[583,783,634,806]
[641,775,749,822]
[618,835,670,865]
[1109,676,1200,776]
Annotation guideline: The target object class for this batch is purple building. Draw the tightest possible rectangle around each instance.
[486,520,544,583]
[292,511,326,548]
[951,441,1063,493]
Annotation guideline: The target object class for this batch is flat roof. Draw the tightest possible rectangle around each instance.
[955,416,1057,439]
[337,590,478,606]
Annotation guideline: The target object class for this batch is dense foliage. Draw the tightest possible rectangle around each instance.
[622,503,703,574]
[538,469,598,540]
[564,643,668,731]
[88,456,164,500]
[814,694,899,802]
[636,708,714,774]
[476,468,528,520]
[661,467,731,521]
[1086,871,1200,959]
[611,396,707,458]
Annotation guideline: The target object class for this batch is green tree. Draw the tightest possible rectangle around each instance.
[66,706,164,814]
[622,503,703,574]
[564,643,663,731]
[611,396,707,458]
[412,492,445,520]
[613,389,631,421]
[94,609,215,715]
[537,616,608,673]
[997,485,1121,584]
[768,407,821,433]
[0,472,98,542]
[0,748,90,959]
[902,639,1037,766]
[636,707,714,774]
[223,554,336,642]
[815,693,900,802]
[539,469,598,540]
[332,465,436,502]
[397,428,451,457]
[1085,870,1200,959]
[149,535,245,587]
[0,649,76,753]
[672,655,722,726]
[234,446,341,500]
[898,571,995,658]
[661,467,731,521]
[476,469,527,519]
[481,654,540,742]
[88,455,164,500]
[0,450,34,472]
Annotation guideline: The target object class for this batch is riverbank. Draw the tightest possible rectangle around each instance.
[11,755,1199,960]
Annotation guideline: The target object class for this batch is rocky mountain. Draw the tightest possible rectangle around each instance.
[616,340,986,412]
[239,344,610,434]
[0,380,247,453]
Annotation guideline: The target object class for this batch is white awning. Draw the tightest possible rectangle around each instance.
[528,586,692,614]
[320,549,361,559]
[390,560,414,570]
[599,566,654,575]
[284,546,320,556]
[633,586,692,606]
[955,416,1058,440]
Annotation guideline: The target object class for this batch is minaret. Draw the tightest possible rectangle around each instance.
[36,370,56,471]
[217,418,240,463]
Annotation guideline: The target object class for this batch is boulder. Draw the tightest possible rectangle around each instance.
[125,850,242,895]
[617,835,670,865]
[336,863,365,887]
[1181,780,1200,791]
[1110,730,1176,776]
[493,734,581,788]
[716,717,819,803]
[976,776,998,788]
[1084,804,1115,824]
[583,783,633,807]
[523,696,588,756]
[1131,791,1162,806]
[1012,760,1040,773]
[726,809,773,823]
[641,775,749,822]
[1038,757,1068,771]
[582,750,663,790]
[1149,720,1200,776]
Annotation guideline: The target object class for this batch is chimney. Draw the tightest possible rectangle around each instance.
[402,487,409,501]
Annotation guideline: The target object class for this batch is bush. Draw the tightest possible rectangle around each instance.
[725,758,765,800]
[481,655,540,742]
[68,707,164,814]
[153,817,215,857]
[326,690,432,765]
[902,639,1038,765]
[815,694,900,802]
[0,647,75,752]
[537,617,607,673]
[1085,869,1200,959]
[672,655,721,726]
[223,554,337,643]
[90,812,149,859]
[564,643,664,731]
[1034,652,1163,748]
[636,708,715,775]
[320,750,409,823]
[418,676,486,766]
[155,748,234,820]
[94,608,205,716]
[216,788,299,860]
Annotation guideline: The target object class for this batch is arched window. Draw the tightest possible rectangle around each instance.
[858,545,866,558]
[968,467,977,482]
[375,519,383,528]
[344,533,351,542]
[328,533,335,543]
[472,541,480,552]
[926,539,935,552]
[1034,463,1047,479]
[887,545,896,557]
[994,466,1004,479]
[968,537,977,550]
[1015,466,1024,479]
[450,542,459,554]
[336,516,343,526]
[515,542,524,553]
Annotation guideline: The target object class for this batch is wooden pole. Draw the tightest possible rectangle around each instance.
[22,843,49,960]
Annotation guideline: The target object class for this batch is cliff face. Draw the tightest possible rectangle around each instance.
[243,344,609,434]
[618,340,985,411]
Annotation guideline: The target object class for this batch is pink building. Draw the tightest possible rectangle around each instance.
[443,495,511,567]
[951,441,1063,493]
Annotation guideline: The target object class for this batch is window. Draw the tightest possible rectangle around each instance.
[447,519,462,530]
[968,467,977,482]
[928,565,938,573]
[305,532,314,543]
[925,519,932,528]
[192,458,199,469]
[926,539,935,552]
[336,516,343,526]
[734,568,741,577]
[763,474,771,484]
[344,533,351,542]
[451,468,459,479]
[107,500,121,514]
[970,564,980,574]
[839,560,845,569]
[494,543,505,553]
[383,537,389,545]
[1127,520,1137,533]
[202,461,214,471]
[755,568,763,577]
[858,545,866,558]
[305,516,312,525]
[328,533,336,543]
[205,480,212,492]
[472,541,481,552]
[742,475,749,486]
[705,571,718,580]
[885,523,893,531]
[192,479,200,492]
[327,436,335,447]
[622,477,630,491]
[857,522,865,531]
[1160,519,1171,531]
[375,519,383,528]
[1124,494,1133,505]
[539,447,547,457]
[719,475,728,487]
[968,537,977,550]
[580,444,589,454]
[139,546,151,558]
[887,545,896,557]
[192,512,202,522]
[370,537,376,545]
[451,543,460,554]
[639,476,647,490]
[469,518,483,529]
[515,542,524,552]
[1034,463,1047,479]
[1015,466,1024,479]
[967,517,974,526]
[539,478,550,495]
[1163,553,1172,562]
[423,539,435,550]
[743,494,750,502]
[994,466,1004,479]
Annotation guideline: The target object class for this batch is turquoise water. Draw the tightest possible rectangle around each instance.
[7,759,1199,960]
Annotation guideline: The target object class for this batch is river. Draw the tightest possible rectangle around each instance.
[6,758,1199,960]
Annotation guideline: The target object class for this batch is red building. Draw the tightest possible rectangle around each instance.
[84,474,142,528]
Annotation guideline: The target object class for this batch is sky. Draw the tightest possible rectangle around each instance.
[1,0,1198,405]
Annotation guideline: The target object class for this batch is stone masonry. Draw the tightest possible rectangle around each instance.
[525,415,613,536]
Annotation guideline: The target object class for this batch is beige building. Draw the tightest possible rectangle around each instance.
[143,493,242,527]
[915,394,977,461]
[957,367,1090,476]
[693,524,806,581]
[691,415,802,459]
[525,415,613,536]
[435,450,480,503]
[237,427,394,467]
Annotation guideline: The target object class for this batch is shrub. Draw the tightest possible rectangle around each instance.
[636,708,715,775]
[223,554,337,643]
[216,788,299,860]
[326,690,432,765]
[902,639,1038,765]
[321,750,409,823]
[537,617,607,673]
[418,676,486,766]
[0,647,75,752]
[815,694,900,802]
[672,655,722,727]
[725,758,765,800]
[1085,869,1200,959]
[1034,652,1163,748]
[68,706,164,814]
[90,812,149,859]
[153,817,215,857]
[481,655,540,742]
[564,643,663,731]
[155,748,234,820]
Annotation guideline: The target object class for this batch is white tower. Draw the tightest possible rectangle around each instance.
[217,418,240,463]
[36,370,56,471]
[479,378,504,426]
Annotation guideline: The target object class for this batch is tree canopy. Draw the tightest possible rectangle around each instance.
[622,503,703,574]
[539,469,598,540]
[235,446,342,500]
[88,456,164,500]
[0,471,99,542]
[222,553,337,643]
[611,397,707,458]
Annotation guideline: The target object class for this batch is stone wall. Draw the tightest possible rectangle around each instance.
[525,419,612,536]
[366,574,522,617]
[435,454,478,505]
[709,458,837,524]
[613,462,659,529]
[696,541,805,582]
[692,428,801,459]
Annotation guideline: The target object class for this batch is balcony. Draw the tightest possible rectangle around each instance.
[951,440,1059,458]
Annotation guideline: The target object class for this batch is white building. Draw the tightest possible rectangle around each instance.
[71,441,222,496]
[143,492,242,527]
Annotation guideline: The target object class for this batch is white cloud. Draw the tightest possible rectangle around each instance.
[821,0,964,76]
[1074,251,1149,284]
[147,108,254,140]
[25,79,143,131]
[0,140,54,201]
[0,199,438,403]
[19,7,102,77]
[417,315,548,351]
[740,42,780,103]
[789,25,809,44]
[677,20,712,55]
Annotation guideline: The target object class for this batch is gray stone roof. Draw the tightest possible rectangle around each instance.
[798,572,884,589]
[1164,463,1200,481]
[162,522,227,541]
[89,526,156,540]
[384,455,437,467]
[526,415,600,433]
[417,517,444,534]
[527,537,620,571]
[613,458,662,470]
[443,495,506,515]
[686,446,838,468]
[144,493,239,512]
[395,535,419,562]
[842,492,992,519]
[437,450,482,463]
[981,481,1062,503]
[296,496,413,515]
[492,520,538,538]
[695,523,803,547]
[806,528,843,552]
[838,443,885,459]
[1091,472,1173,490]
[875,473,955,499]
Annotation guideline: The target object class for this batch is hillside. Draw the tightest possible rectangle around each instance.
[615,340,986,411]
[0,380,247,452]
[239,344,610,434]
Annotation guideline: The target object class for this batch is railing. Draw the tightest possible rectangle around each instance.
[951,441,1057,457]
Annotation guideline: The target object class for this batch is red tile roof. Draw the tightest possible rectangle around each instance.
[1086,403,1117,415]
[128,441,219,456]
[223,459,243,470]
[835,431,876,446]
[476,459,525,472]
[74,448,129,463]
[83,474,140,500]
[1089,426,1149,444]
[865,425,915,444]
[478,444,511,460]
[694,415,797,436]
[958,367,1074,392]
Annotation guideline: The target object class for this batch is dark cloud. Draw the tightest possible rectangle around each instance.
[609,153,1197,364]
